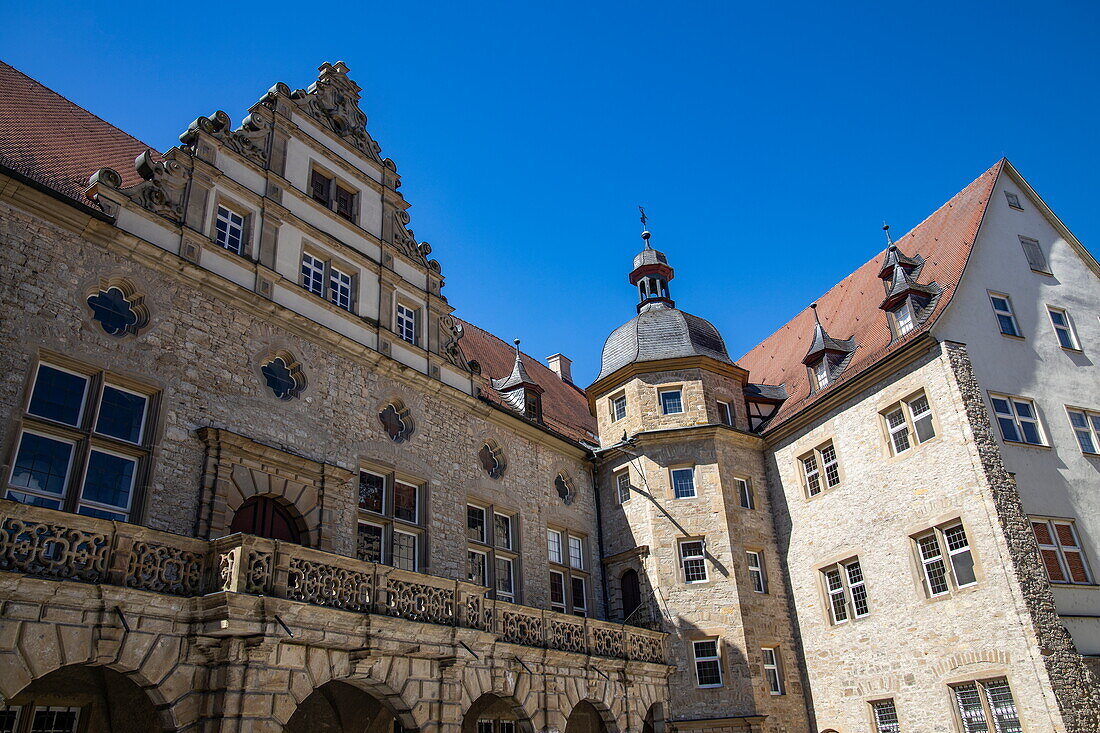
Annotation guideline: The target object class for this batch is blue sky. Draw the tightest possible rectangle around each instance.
[4,2,1098,385]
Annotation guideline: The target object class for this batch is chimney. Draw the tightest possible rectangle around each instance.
[546,353,572,384]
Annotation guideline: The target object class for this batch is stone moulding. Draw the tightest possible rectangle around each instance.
[0,499,667,666]
[85,148,193,223]
[179,109,270,166]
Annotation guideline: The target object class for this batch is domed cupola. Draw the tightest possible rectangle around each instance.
[595,211,733,382]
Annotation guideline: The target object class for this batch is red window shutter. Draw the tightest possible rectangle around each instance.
[1065,551,1090,583]
[1054,523,1079,548]
[1041,549,1068,583]
[1032,521,1053,545]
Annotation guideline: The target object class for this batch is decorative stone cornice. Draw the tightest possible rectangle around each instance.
[87,148,193,223]
[180,110,270,166]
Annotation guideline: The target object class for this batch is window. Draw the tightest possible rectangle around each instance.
[523,389,542,422]
[467,505,487,542]
[1032,518,1092,585]
[568,535,585,569]
[717,401,733,426]
[214,204,246,254]
[300,251,355,312]
[812,358,831,390]
[1020,236,1050,274]
[882,392,936,455]
[951,678,1020,733]
[6,361,155,522]
[468,501,519,601]
[549,527,589,615]
[310,169,357,222]
[761,647,784,695]
[570,576,587,616]
[494,512,513,550]
[1048,307,1080,350]
[892,300,916,337]
[396,303,418,345]
[547,529,563,564]
[1005,191,1022,210]
[693,639,723,687]
[549,570,566,613]
[333,183,356,221]
[671,467,696,499]
[822,558,869,624]
[747,551,767,593]
[659,388,683,415]
[496,556,515,602]
[616,470,631,504]
[610,394,627,422]
[467,549,488,585]
[914,522,976,597]
[1067,408,1100,454]
[30,707,81,733]
[736,477,754,509]
[870,699,900,733]
[990,394,1044,445]
[355,468,424,571]
[989,293,1021,337]
[800,441,840,497]
[680,540,708,583]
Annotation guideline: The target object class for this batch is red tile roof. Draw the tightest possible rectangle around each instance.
[456,320,597,444]
[0,61,597,447]
[738,160,1004,431]
[0,60,153,211]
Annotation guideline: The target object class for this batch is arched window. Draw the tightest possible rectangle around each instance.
[230,495,303,544]
[621,568,641,618]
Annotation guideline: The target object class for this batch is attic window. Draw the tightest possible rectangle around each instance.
[1019,237,1051,275]
[524,389,542,422]
[812,359,831,390]
[1005,191,1023,210]
[891,301,916,337]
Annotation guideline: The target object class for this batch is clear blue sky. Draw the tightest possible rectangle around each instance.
[4,2,1097,385]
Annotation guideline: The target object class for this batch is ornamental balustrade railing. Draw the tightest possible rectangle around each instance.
[0,500,665,665]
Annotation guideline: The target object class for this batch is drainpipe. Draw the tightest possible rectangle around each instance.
[589,454,611,622]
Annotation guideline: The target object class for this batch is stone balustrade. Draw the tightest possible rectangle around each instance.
[0,500,665,664]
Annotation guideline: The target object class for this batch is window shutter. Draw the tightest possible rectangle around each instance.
[1055,523,1090,583]
[1019,237,1050,273]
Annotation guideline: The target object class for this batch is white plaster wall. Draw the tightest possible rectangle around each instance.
[934,169,1100,652]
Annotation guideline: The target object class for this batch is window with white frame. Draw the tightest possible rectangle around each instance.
[549,569,567,613]
[717,400,733,426]
[214,204,246,254]
[914,521,976,597]
[467,501,519,601]
[670,467,696,499]
[548,527,588,615]
[27,706,83,733]
[990,394,1044,445]
[800,441,840,497]
[761,647,784,695]
[616,470,632,503]
[870,699,900,733]
[570,575,588,616]
[747,551,767,593]
[568,534,585,569]
[610,393,627,422]
[680,539,708,583]
[547,528,563,564]
[299,251,355,312]
[951,678,1020,733]
[329,266,353,311]
[1019,236,1051,274]
[6,361,155,522]
[736,477,754,509]
[1032,518,1092,585]
[891,300,916,337]
[989,293,1021,337]
[301,252,326,296]
[356,468,424,571]
[812,358,831,390]
[396,303,418,345]
[822,558,869,624]
[692,639,723,687]
[1048,307,1080,350]
[882,392,936,455]
[1067,407,1100,454]
[659,388,684,415]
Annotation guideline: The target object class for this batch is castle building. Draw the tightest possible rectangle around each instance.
[0,60,1097,733]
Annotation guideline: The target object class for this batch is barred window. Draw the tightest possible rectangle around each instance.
[952,678,1020,733]
[616,470,632,504]
[871,699,900,733]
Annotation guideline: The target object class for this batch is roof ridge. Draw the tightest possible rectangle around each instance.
[454,317,556,377]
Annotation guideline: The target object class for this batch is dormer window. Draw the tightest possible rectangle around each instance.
[891,301,916,337]
[812,359,831,390]
[524,389,542,421]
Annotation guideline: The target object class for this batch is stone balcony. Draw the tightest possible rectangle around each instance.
[0,499,666,665]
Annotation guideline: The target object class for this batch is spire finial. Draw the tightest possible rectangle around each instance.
[638,206,652,249]
[810,302,821,325]
[883,221,894,246]
[513,338,521,354]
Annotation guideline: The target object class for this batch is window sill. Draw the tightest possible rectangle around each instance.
[999,333,1026,341]
[1059,346,1084,354]
[1002,440,1051,450]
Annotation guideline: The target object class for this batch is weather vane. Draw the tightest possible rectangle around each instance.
[638,206,648,229]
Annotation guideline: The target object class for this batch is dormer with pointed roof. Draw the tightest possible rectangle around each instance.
[802,304,857,392]
[490,339,545,423]
[878,243,942,340]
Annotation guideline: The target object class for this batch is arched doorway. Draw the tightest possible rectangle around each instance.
[230,495,304,544]
[564,700,609,733]
[463,694,534,733]
[621,569,641,619]
[642,703,665,733]
[4,664,164,732]
[286,681,413,733]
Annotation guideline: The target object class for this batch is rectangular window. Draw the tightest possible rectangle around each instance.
[329,266,353,311]
[892,300,915,336]
[393,481,418,523]
[1048,307,1080,350]
[824,566,848,623]
[301,252,326,296]
[215,204,246,254]
[800,441,839,497]
[659,389,683,415]
[747,551,767,593]
[392,531,417,571]
[333,184,356,221]
[823,558,869,624]
[762,648,783,695]
[693,639,723,687]
[820,443,840,487]
[989,293,1021,337]
[495,556,515,601]
[951,678,1020,733]
[671,467,696,499]
[611,394,627,422]
[549,570,566,613]
[871,699,900,733]
[359,471,386,514]
[1067,408,1100,454]
[28,707,81,733]
[680,540,707,583]
[801,452,821,497]
[917,533,950,596]
[885,406,911,454]
[990,394,1044,445]
[883,392,936,455]
[915,522,976,597]
[467,549,488,585]
[1020,236,1051,274]
[547,529,563,564]
[1032,518,1092,585]
[717,401,733,426]
[736,477,754,510]
[356,467,426,572]
[494,512,513,550]
[1005,191,1022,210]
[813,358,831,390]
[310,169,331,205]
[570,576,587,616]
[356,522,384,564]
[616,471,631,504]
[568,535,584,570]
[467,505,486,542]
[396,304,417,345]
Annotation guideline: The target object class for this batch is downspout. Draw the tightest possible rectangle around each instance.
[589,452,611,621]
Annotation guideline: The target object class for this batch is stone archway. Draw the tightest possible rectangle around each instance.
[463,693,536,733]
[564,700,611,733]
[4,664,166,732]
[642,702,666,733]
[285,680,416,733]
